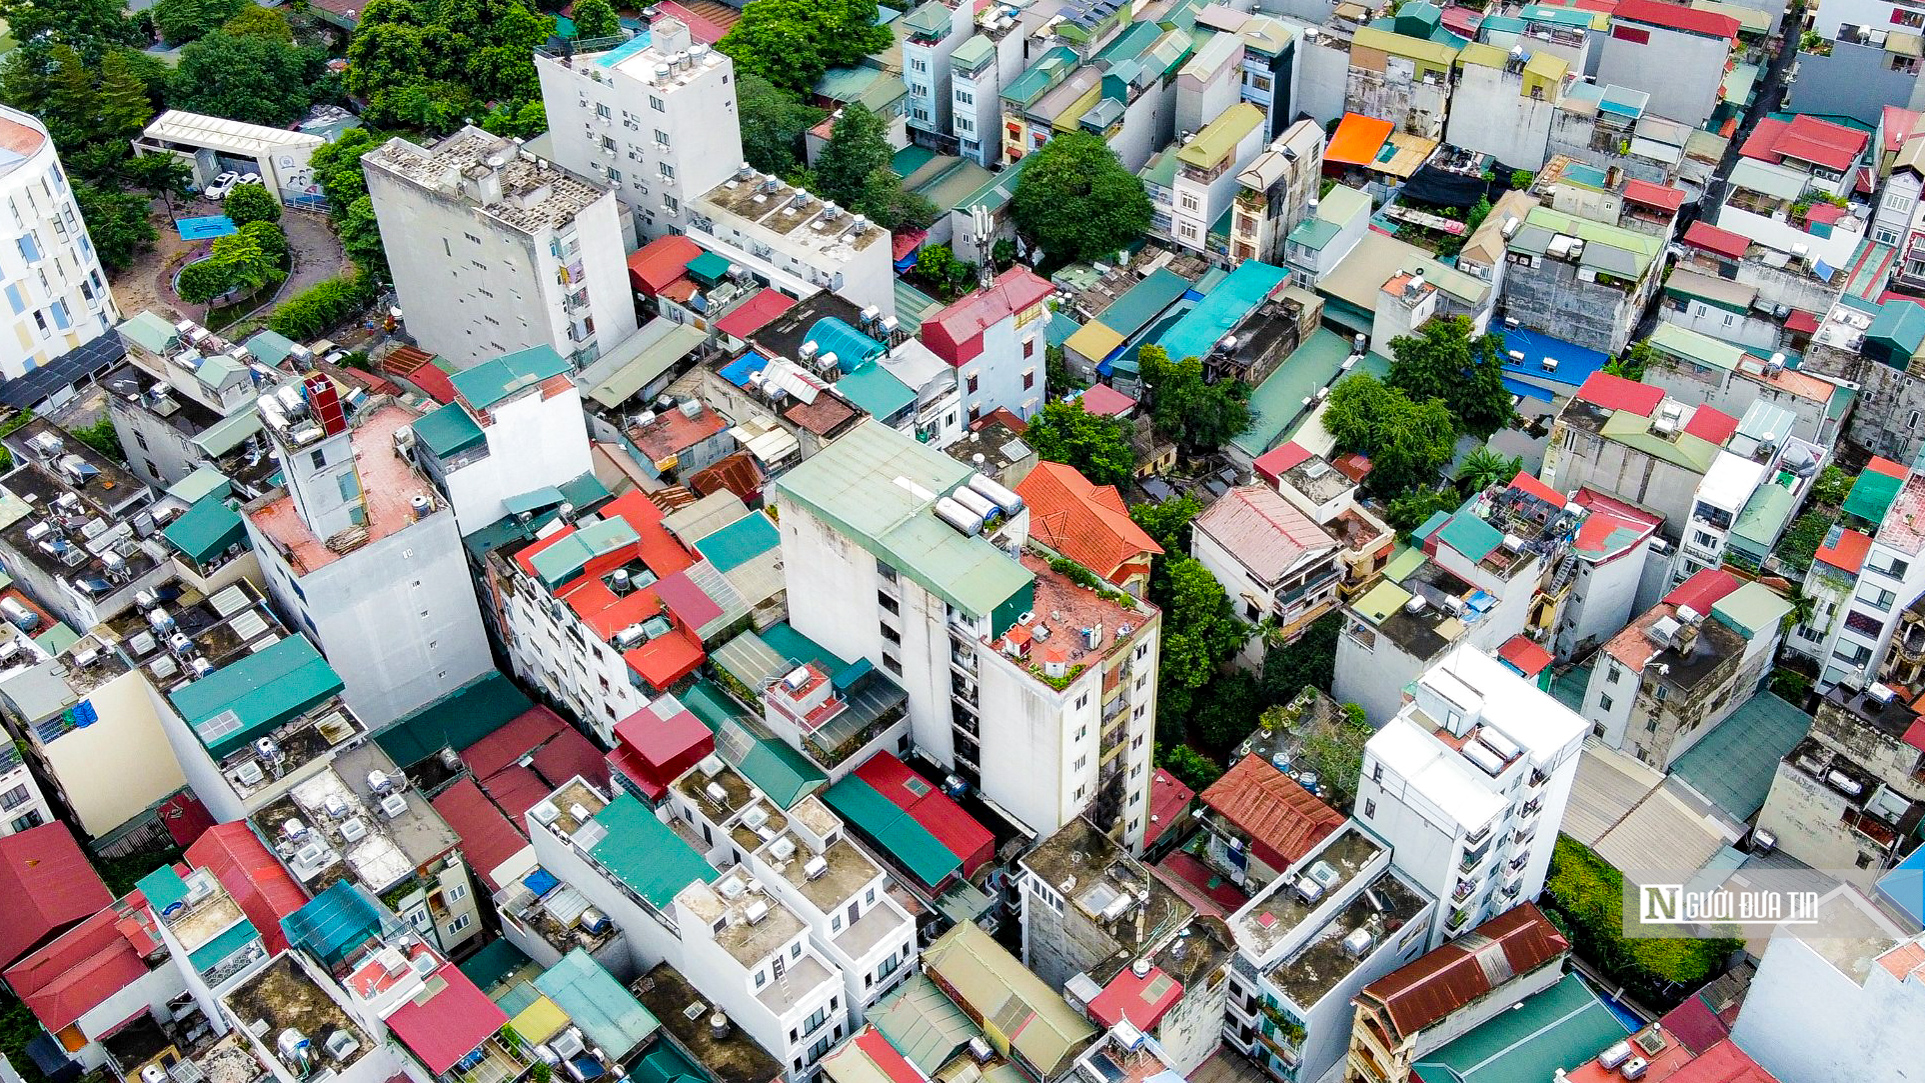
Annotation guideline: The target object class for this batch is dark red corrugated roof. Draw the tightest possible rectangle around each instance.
[1199,755,1344,870]
[184,823,307,953]
[1574,372,1665,415]
[1253,441,1313,487]
[1357,903,1568,1041]
[1665,568,1742,614]
[1784,309,1820,334]
[1508,470,1566,506]
[479,765,552,827]
[159,791,215,849]
[920,267,1053,366]
[461,708,565,781]
[532,725,611,792]
[430,779,528,892]
[1614,0,1737,36]
[4,901,153,1032]
[385,963,509,1074]
[1741,115,1868,172]
[1682,405,1739,445]
[1660,993,1732,1055]
[1144,768,1194,850]
[1622,179,1685,213]
[853,753,996,876]
[1683,221,1750,260]
[0,823,114,970]
[1088,963,1184,1031]
[715,289,797,341]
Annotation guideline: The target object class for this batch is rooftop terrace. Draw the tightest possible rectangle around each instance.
[1232,827,1387,959]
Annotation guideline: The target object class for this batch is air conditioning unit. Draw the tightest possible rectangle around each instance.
[381,795,408,819]
[769,837,796,861]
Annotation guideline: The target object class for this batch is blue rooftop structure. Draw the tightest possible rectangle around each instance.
[1877,845,1925,926]
[1155,261,1290,366]
[718,350,771,387]
[1494,327,1610,388]
[595,31,652,66]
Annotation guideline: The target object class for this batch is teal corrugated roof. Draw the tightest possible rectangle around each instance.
[1870,300,1925,356]
[118,312,178,356]
[1412,974,1629,1083]
[1670,692,1810,820]
[1436,510,1506,563]
[685,251,731,284]
[193,409,262,457]
[587,794,718,908]
[451,345,571,409]
[693,513,779,573]
[163,492,247,564]
[535,949,661,1058]
[136,866,189,911]
[375,672,534,766]
[460,937,534,996]
[1844,468,1905,524]
[188,919,261,973]
[1095,267,1190,339]
[283,881,385,967]
[836,364,917,421]
[872,973,983,1072]
[1156,260,1289,364]
[807,318,886,369]
[531,517,642,588]
[244,330,300,367]
[823,775,961,885]
[631,1041,703,1083]
[736,735,827,809]
[167,464,232,505]
[169,635,343,757]
[414,403,487,458]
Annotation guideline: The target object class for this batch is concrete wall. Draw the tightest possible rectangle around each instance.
[1541,427,1705,542]
[1732,913,1925,1083]
[434,386,594,536]
[36,669,186,838]
[1296,35,1350,126]
[1595,28,1728,127]
[1502,255,1645,355]
[1446,69,1556,170]
[1791,43,1919,126]
[1554,540,1654,660]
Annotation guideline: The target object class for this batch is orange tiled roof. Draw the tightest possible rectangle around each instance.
[1017,461,1162,583]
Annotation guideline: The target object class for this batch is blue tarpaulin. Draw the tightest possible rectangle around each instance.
[176,216,237,240]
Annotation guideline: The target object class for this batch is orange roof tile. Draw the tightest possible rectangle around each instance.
[1017,462,1162,583]
[1199,754,1343,869]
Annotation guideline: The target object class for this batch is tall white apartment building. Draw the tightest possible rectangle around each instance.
[903,2,974,142]
[1820,468,1925,692]
[362,127,637,369]
[688,168,897,319]
[534,18,743,243]
[0,105,116,382]
[774,418,1162,851]
[1353,644,1585,944]
[242,375,491,726]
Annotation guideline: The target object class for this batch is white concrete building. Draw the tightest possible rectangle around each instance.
[1169,103,1266,256]
[1668,450,1766,589]
[903,2,974,143]
[1820,468,1925,691]
[363,127,638,369]
[1551,488,1664,661]
[688,168,896,320]
[134,110,327,205]
[0,105,115,383]
[919,266,1054,425]
[533,18,743,244]
[775,419,1161,850]
[1353,644,1586,944]
[242,378,491,726]
[1592,0,1737,128]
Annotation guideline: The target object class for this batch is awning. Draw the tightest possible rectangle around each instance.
[503,486,565,515]
[1890,29,1923,56]
[1327,112,1393,167]
[587,323,707,409]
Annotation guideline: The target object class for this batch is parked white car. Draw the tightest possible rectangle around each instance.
[203,171,240,200]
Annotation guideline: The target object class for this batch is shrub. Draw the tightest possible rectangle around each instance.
[269,274,375,341]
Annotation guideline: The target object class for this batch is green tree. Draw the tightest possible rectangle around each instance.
[1511,169,1535,190]
[337,196,388,279]
[1151,555,1247,726]
[152,0,248,45]
[171,31,320,125]
[1455,446,1522,494]
[1324,373,1458,495]
[1462,195,1493,237]
[716,0,893,96]
[481,98,547,138]
[913,243,975,301]
[1021,400,1135,486]
[1191,670,1262,756]
[309,126,381,210]
[1604,338,1655,381]
[855,165,936,231]
[1542,837,1740,1009]
[1130,494,1201,553]
[737,73,823,177]
[223,182,281,226]
[344,0,551,133]
[1296,706,1373,812]
[1257,611,1338,703]
[177,258,232,304]
[1811,463,1853,507]
[222,3,293,38]
[1011,131,1151,267]
[124,152,193,212]
[815,104,889,207]
[1136,344,1251,452]
[1778,512,1835,574]
[1155,743,1223,792]
[95,49,156,141]
[72,182,155,271]
[571,0,619,38]
[1044,343,1082,399]
[69,417,122,460]
[239,219,289,269]
[0,0,139,60]
[1386,315,1513,439]
[270,274,376,339]
[1386,486,1461,539]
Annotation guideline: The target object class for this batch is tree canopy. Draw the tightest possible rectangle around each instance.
[1130,494,1201,553]
[1136,344,1251,453]
[1010,132,1151,266]
[73,182,155,271]
[716,0,893,97]
[1323,373,1457,495]
[737,72,823,177]
[1021,401,1136,487]
[1385,315,1514,439]
[810,104,933,231]
[151,0,248,45]
[221,3,293,39]
[345,0,552,133]
[1150,555,1247,730]
[0,43,155,183]
[171,30,322,125]
[570,0,619,39]
[223,182,281,226]
[0,0,139,60]
[1455,446,1521,494]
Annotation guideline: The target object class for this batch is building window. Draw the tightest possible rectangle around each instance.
[1599,694,1614,712]
[966,372,979,393]
[1606,666,1620,685]
[446,914,472,935]
[1364,799,1375,817]
[11,810,43,833]
[448,884,467,902]
[0,785,28,810]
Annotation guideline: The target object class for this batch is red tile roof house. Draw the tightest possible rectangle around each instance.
[1348,904,1571,1083]
[1017,461,1163,598]
[1719,113,1872,270]
[920,267,1054,427]
[1190,485,1342,648]
[0,823,115,972]
[4,891,170,1071]
[1196,754,1344,891]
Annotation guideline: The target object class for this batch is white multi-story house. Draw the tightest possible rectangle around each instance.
[241,376,491,726]
[919,266,1054,425]
[1820,469,1925,691]
[1551,487,1664,661]
[1354,644,1586,945]
[775,419,1162,850]
[1169,103,1266,255]
[1667,450,1766,589]
[902,2,973,143]
[688,168,896,320]
[362,127,638,368]
[534,18,742,243]
[0,105,116,382]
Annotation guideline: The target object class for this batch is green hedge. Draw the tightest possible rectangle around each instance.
[1542,836,1739,1009]
[269,273,376,342]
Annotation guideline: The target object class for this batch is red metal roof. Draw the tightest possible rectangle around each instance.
[611,699,715,801]
[1868,455,1909,479]
[1498,635,1554,677]
[430,779,528,892]
[1784,309,1820,334]
[480,765,553,827]
[1614,0,1737,37]
[690,452,765,503]
[1682,405,1739,445]
[654,0,732,41]
[1622,179,1685,213]
[1199,755,1344,870]
[1153,851,1248,917]
[628,235,705,298]
[1079,383,1137,417]
[159,791,216,849]
[0,823,114,970]
[532,725,611,792]
[1508,470,1567,507]
[1144,768,1193,850]
[1665,1041,1780,1083]
[1660,993,1732,1055]
[851,1028,924,1083]
[1683,221,1750,261]
[892,229,929,264]
[853,753,995,877]
[1572,488,1662,561]
[1741,115,1868,172]
[1088,963,1184,1032]
[1018,462,1162,584]
[1573,372,1665,416]
[1816,526,1871,574]
[919,267,1053,365]
[461,708,566,780]
[1665,568,1742,614]
[1356,903,1568,1041]
[1253,441,1314,487]
[715,289,797,341]
[384,963,509,1074]
[184,823,307,953]
[4,901,154,1032]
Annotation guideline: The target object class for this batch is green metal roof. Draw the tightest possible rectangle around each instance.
[535,949,661,1059]
[736,732,828,808]
[414,402,487,459]
[872,974,983,1073]
[1096,267,1190,339]
[244,330,300,367]
[1003,47,1078,106]
[197,353,248,391]
[1869,300,1925,357]
[836,363,917,420]
[892,144,938,179]
[136,866,189,911]
[1287,217,1341,250]
[1598,410,1720,473]
[954,154,1030,215]
[1844,467,1905,524]
[451,345,571,408]
[1728,478,1797,554]
[1670,692,1810,820]
[1648,322,1747,372]
[904,1,952,33]
[693,512,778,573]
[631,1040,705,1083]
[685,251,731,284]
[531,516,642,589]
[775,420,1033,624]
[164,492,247,564]
[376,671,535,766]
[1177,102,1263,168]
[460,937,534,996]
[1158,259,1289,365]
[585,794,718,909]
[1436,510,1505,562]
[169,635,344,758]
[167,464,232,505]
[283,881,385,967]
[823,774,961,885]
[951,34,995,69]
[1710,580,1792,641]
[1412,974,1630,1083]
[118,312,178,356]
[584,322,707,409]
[193,409,263,457]
[188,919,261,974]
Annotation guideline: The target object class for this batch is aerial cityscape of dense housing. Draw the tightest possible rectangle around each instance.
[0,0,1921,1082]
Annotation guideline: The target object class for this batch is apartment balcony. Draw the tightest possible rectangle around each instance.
[1451,878,1476,903]
[1458,843,1492,875]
